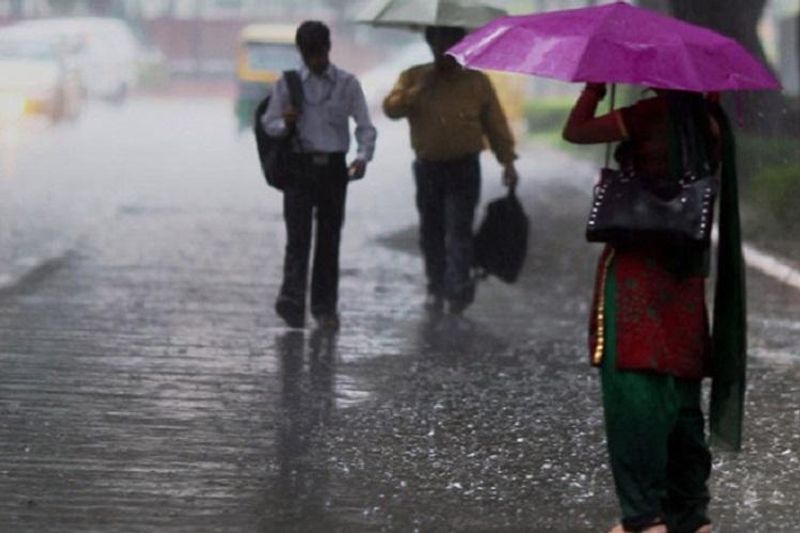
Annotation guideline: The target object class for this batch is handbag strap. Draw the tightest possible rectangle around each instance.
[604,84,617,169]
[283,69,304,111]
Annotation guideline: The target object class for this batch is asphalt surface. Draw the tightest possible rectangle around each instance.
[0,96,798,532]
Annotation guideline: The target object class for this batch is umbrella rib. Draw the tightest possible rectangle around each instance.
[680,42,709,91]
[570,34,598,83]
[374,2,394,21]
[570,6,614,83]
[359,0,397,25]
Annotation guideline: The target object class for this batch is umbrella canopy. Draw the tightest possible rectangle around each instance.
[357,0,506,30]
[447,1,780,91]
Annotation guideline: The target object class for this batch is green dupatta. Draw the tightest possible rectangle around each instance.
[708,104,747,452]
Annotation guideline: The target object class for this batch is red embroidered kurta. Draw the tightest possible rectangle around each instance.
[587,96,716,380]
[589,246,711,380]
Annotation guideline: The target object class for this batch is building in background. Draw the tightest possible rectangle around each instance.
[0,0,375,76]
[0,0,795,90]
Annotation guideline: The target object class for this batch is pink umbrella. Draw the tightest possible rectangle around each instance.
[447,1,781,92]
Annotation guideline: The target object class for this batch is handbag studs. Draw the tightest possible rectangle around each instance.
[587,169,718,244]
[588,182,608,227]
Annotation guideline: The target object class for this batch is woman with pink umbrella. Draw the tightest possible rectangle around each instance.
[448,2,780,531]
[563,83,726,533]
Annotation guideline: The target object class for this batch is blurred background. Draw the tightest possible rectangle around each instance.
[0,3,797,530]
[0,0,797,285]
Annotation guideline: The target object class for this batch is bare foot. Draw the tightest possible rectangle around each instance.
[695,525,712,533]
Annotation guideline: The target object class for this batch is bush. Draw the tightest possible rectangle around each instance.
[746,164,800,228]
[737,134,800,185]
[523,98,574,134]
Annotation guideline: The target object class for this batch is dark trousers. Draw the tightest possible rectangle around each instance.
[278,153,348,318]
[413,155,481,304]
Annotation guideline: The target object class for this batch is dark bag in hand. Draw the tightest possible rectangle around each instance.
[586,167,718,246]
[474,188,530,283]
[253,70,303,190]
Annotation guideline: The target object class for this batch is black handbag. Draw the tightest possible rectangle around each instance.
[584,87,721,247]
[586,167,718,246]
[474,188,529,283]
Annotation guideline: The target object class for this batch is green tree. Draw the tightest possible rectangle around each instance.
[669,0,770,69]
[668,0,788,134]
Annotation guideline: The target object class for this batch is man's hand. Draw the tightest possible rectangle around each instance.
[348,159,367,181]
[403,71,433,104]
[283,105,299,126]
[502,162,519,189]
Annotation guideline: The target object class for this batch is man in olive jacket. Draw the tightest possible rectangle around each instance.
[383,26,518,315]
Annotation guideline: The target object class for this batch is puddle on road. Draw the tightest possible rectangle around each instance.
[751,347,800,365]
[754,316,800,332]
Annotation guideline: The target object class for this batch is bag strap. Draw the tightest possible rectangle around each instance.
[283,70,303,111]
[604,84,617,169]
[282,69,304,153]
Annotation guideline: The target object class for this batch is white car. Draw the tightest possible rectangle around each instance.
[0,29,82,123]
[14,17,143,102]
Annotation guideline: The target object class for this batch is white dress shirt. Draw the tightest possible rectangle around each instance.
[261,64,377,162]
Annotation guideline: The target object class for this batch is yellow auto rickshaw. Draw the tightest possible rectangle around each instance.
[235,24,300,130]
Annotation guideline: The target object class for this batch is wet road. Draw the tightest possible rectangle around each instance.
[0,97,798,532]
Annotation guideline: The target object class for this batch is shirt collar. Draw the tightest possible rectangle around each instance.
[300,63,336,82]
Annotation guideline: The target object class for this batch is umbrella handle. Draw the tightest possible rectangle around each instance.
[604,83,617,168]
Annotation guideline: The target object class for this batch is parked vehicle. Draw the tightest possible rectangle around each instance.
[14,17,143,103]
[234,24,301,130]
[0,28,82,123]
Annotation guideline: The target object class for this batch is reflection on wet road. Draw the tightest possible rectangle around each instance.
[270,329,337,531]
[0,97,798,532]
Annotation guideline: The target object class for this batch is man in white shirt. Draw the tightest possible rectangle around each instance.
[262,20,377,329]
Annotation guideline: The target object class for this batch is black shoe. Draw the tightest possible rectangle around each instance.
[424,294,444,313]
[275,297,305,328]
[314,312,340,331]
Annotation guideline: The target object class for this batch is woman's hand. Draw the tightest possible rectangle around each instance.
[584,83,607,100]
[563,83,624,144]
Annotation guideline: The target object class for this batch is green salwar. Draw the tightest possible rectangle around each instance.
[600,260,712,532]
